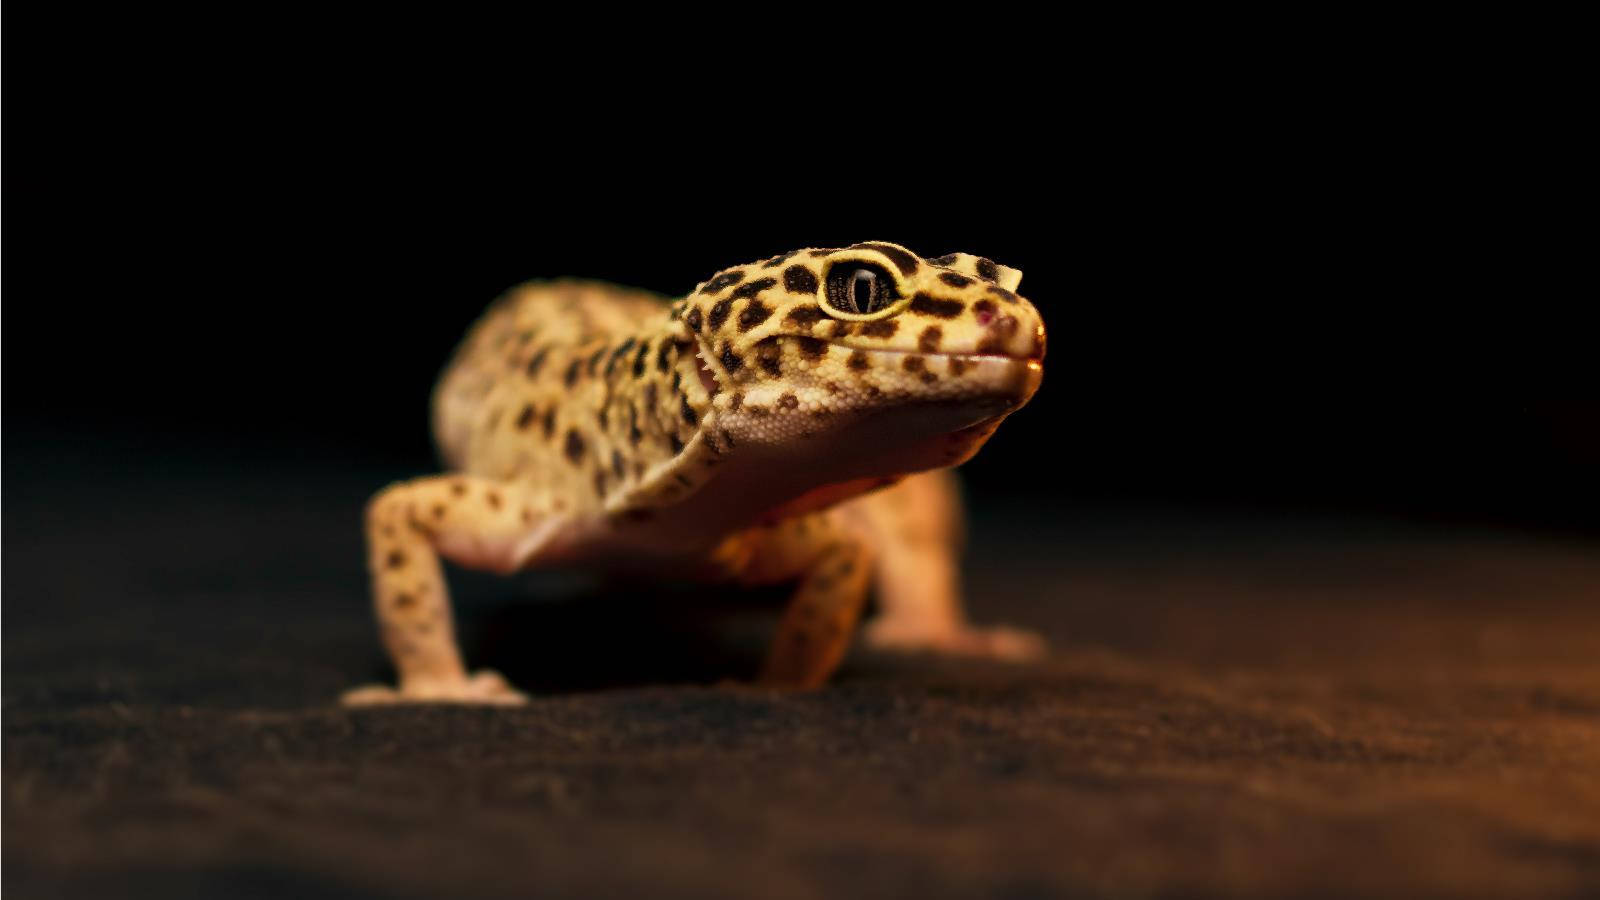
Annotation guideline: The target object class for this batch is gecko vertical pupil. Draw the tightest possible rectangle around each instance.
[825,262,897,316]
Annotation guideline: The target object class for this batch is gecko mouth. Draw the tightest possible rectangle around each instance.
[690,336,1042,396]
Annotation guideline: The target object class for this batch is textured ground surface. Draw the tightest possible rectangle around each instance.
[5,451,1600,899]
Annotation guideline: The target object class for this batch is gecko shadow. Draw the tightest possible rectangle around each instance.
[461,576,793,693]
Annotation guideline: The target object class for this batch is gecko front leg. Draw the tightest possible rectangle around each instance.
[738,514,876,689]
[342,474,553,706]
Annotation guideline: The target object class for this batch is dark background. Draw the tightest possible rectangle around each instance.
[4,42,1593,533]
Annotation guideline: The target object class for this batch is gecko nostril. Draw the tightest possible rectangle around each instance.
[974,306,997,326]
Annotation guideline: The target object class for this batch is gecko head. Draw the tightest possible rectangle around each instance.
[680,242,1045,478]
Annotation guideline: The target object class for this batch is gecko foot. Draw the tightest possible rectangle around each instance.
[340,669,530,706]
[862,620,1048,662]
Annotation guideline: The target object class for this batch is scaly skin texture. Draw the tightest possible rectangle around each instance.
[344,242,1047,705]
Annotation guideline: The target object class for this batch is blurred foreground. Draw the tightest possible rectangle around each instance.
[5,445,1599,899]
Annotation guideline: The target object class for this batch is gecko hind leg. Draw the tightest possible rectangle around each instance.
[342,474,552,706]
[853,471,1047,662]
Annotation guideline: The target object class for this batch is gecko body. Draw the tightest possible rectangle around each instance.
[347,242,1047,704]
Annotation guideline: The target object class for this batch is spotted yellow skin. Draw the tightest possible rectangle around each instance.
[345,242,1047,705]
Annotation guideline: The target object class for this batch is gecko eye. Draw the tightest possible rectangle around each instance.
[824,262,898,316]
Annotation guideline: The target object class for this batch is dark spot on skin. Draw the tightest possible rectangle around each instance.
[778,393,799,410]
[633,341,651,377]
[903,355,927,374]
[823,380,842,395]
[525,347,550,378]
[597,407,609,430]
[393,592,417,610]
[762,250,800,269]
[909,293,964,318]
[784,305,824,328]
[738,300,775,335]
[671,371,681,392]
[731,277,777,301]
[860,319,898,339]
[929,253,960,266]
[918,326,943,353]
[385,550,406,569]
[975,257,1000,282]
[644,381,659,409]
[486,490,502,511]
[831,321,856,337]
[754,337,782,377]
[606,338,636,376]
[588,347,606,376]
[542,408,556,439]
[628,406,643,445]
[516,404,536,430]
[703,270,745,294]
[685,307,703,332]
[939,272,973,287]
[783,265,819,295]
[796,336,827,359]
[720,343,743,373]
[564,360,582,387]
[976,315,1020,355]
[564,430,586,464]
[746,405,769,417]
[721,428,736,448]
[675,475,692,488]
[972,299,999,325]
[808,248,838,257]
[593,471,608,498]
[450,482,467,497]
[431,504,447,520]
[729,392,743,410]
[949,358,969,376]
[521,507,534,525]
[851,242,920,276]
[656,340,675,372]
[681,394,698,426]
[987,285,1020,304]
[669,434,685,454]
[610,450,625,479]
[847,350,870,371]
[707,299,733,331]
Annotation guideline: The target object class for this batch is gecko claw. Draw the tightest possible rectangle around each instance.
[340,669,530,706]
[862,620,1048,662]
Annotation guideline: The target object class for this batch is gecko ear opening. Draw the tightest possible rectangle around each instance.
[694,348,721,395]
